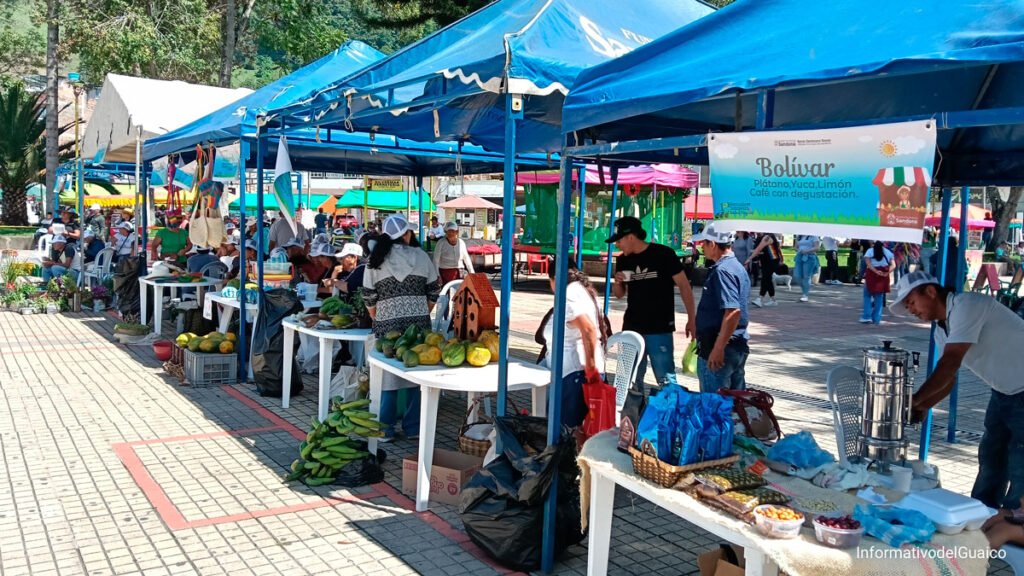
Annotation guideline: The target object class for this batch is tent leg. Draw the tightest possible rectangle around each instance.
[416,176,425,241]
[141,162,149,265]
[496,93,521,421]
[922,186,953,460]
[603,168,620,317]
[576,168,585,269]
[542,154,573,574]
[238,140,251,382]
[946,190,971,443]
[256,134,267,309]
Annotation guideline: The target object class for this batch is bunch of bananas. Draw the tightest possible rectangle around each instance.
[284,398,385,487]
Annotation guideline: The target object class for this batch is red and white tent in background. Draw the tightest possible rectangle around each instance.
[924,203,995,229]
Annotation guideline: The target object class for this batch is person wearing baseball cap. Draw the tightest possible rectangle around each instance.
[433,221,475,284]
[690,222,751,393]
[365,213,438,441]
[111,221,136,261]
[42,235,76,282]
[81,227,106,265]
[608,216,696,390]
[85,203,106,239]
[891,270,1024,510]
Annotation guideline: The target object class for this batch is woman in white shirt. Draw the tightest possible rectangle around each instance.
[111,221,136,262]
[860,241,894,324]
[542,260,609,428]
[432,221,475,284]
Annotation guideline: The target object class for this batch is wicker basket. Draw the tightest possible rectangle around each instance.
[629,439,740,488]
[457,394,521,457]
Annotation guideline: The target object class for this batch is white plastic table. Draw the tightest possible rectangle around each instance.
[281,318,373,420]
[205,293,323,333]
[138,276,224,335]
[366,350,550,512]
[581,432,778,576]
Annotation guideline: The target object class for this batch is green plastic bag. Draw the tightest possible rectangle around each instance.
[682,339,698,374]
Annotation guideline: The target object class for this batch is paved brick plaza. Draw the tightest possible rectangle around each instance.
[0,278,1012,575]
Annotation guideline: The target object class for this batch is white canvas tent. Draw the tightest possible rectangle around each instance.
[82,74,251,163]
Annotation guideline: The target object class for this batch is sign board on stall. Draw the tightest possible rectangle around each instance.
[708,121,936,243]
[367,177,403,191]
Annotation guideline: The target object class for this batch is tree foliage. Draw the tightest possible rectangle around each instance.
[352,0,488,29]
[0,83,46,225]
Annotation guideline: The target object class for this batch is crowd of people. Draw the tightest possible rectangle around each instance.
[39,204,138,282]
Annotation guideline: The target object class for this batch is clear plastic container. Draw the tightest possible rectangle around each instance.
[753,505,804,539]
[813,518,864,548]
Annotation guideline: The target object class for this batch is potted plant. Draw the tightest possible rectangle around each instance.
[90,285,110,311]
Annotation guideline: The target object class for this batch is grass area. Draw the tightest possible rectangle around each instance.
[0,226,36,236]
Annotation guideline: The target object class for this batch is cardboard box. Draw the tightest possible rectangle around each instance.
[402,449,483,506]
[697,545,745,576]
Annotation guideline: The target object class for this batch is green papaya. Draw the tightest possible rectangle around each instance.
[382,343,396,358]
[384,330,402,341]
[402,350,420,368]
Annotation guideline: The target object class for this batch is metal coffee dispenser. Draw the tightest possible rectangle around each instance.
[858,341,920,468]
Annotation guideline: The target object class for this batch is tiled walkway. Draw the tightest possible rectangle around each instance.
[0,277,1013,575]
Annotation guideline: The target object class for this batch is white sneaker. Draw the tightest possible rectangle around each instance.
[858,318,872,324]
[833,280,843,285]
[752,297,762,308]
[799,296,809,302]
[764,299,778,307]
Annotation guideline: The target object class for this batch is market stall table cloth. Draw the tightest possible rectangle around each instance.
[280,318,373,419]
[578,430,989,576]
[366,350,550,512]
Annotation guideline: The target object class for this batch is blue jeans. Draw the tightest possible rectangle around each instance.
[379,387,421,438]
[697,346,749,393]
[972,390,1024,509]
[635,333,678,388]
[861,286,884,324]
[42,264,67,283]
[793,254,819,297]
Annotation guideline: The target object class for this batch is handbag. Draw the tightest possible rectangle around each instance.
[864,259,891,295]
[717,388,782,443]
[581,370,617,440]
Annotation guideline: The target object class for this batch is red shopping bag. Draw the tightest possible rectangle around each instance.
[582,369,617,439]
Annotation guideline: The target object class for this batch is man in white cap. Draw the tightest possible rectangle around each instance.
[245,216,270,254]
[85,203,106,239]
[111,221,136,261]
[691,222,750,393]
[893,270,1024,509]
[42,235,75,282]
[432,221,474,284]
[81,228,106,265]
[186,244,219,274]
[326,243,365,297]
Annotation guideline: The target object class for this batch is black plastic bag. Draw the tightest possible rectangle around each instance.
[459,415,584,571]
[333,444,386,487]
[113,255,143,319]
[251,289,304,397]
[618,382,647,453]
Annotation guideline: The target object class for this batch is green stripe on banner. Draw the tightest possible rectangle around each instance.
[893,166,906,187]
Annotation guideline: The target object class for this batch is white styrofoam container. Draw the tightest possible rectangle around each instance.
[895,489,994,533]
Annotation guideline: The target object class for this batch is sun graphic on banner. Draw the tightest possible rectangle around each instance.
[880,140,898,157]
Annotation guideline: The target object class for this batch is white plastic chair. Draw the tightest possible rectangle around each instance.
[199,261,229,280]
[826,365,864,466]
[84,247,115,288]
[606,331,645,425]
[432,279,463,333]
[37,234,52,259]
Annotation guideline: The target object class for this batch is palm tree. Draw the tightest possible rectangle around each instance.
[0,82,45,226]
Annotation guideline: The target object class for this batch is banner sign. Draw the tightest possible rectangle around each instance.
[368,177,403,191]
[708,121,936,243]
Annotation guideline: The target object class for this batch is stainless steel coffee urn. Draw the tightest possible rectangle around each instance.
[858,341,920,467]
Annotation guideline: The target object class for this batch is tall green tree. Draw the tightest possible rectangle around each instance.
[0,83,46,226]
[352,0,487,29]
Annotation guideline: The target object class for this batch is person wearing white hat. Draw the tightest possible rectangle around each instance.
[112,221,136,261]
[432,221,474,284]
[364,214,439,441]
[326,243,365,297]
[892,270,1024,510]
[186,243,218,273]
[85,203,106,239]
[81,227,106,265]
[42,235,75,282]
[245,215,270,254]
[691,222,750,393]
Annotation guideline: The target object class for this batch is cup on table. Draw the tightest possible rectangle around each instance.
[890,466,913,492]
[620,270,633,282]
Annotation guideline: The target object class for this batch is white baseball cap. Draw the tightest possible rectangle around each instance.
[83,228,96,239]
[444,221,459,232]
[90,203,101,211]
[690,221,736,244]
[117,221,133,231]
[335,243,363,259]
[888,271,941,315]
[281,237,305,250]
[52,235,67,244]
[382,214,413,240]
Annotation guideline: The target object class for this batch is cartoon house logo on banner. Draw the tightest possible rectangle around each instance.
[873,166,930,228]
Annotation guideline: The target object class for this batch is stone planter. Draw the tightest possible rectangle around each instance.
[46,303,59,314]
[93,301,107,312]
[19,307,34,315]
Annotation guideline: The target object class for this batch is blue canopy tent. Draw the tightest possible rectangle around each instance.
[561,0,1024,465]
[142,40,552,383]
[264,3,716,568]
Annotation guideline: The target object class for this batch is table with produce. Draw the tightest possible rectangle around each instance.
[579,385,992,576]
[139,272,225,335]
[368,323,550,512]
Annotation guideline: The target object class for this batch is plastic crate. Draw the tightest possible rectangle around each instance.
[183,348,237,387]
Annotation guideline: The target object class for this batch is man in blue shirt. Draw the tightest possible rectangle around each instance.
[691,222,751,393]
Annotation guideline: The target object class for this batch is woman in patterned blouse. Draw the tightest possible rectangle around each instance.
[363,214,440,441]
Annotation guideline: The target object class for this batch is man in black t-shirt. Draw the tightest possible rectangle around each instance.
[609,217,696,389]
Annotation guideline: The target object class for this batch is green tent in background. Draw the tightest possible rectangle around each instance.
[229,193,335,212]
[335,189,435,212]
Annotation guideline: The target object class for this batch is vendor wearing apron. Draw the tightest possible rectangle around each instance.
[892,271,1024,510]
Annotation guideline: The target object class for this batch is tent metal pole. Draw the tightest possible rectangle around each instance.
[140,162,149,261]
[238,139,250,381]
[416,176,425,242]
[947,190,970,443]
[603,167,620,317]
[542,154,573,574]
[576,167,585,269]
[921,186,953,460]
[496,92,521,420]
[256,133,266,311]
